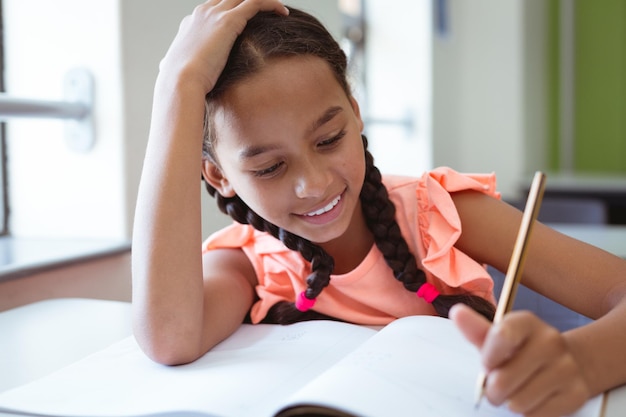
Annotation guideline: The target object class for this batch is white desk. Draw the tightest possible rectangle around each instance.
[0,297,625,416]
[552,223,626,258]
[0,298,132,393]
[2,222,626,417]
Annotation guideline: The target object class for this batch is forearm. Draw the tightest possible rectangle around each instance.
[565,291,626,396]
[131,76,208,364]
[130,0,292,364]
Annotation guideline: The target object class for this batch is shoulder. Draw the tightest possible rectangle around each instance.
[382,166,500,209]
[202,222,290,255]
[380,169,500,300]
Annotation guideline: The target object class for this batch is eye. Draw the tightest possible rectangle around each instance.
[317,130,346,148]
[253,161,284,178]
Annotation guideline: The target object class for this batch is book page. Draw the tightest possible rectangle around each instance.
[276,316,603,417]
[0,321,377,417]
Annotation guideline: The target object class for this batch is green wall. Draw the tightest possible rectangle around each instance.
[549,0,626,173]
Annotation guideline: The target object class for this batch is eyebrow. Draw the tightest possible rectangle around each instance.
[238,106,344,161]
[307,106,344,135]
[238,143,280,161]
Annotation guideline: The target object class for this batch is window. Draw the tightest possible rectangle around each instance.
[0,0,132,278]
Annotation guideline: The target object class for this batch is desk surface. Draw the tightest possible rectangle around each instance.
[2,222,626,417]
[0,298,132,393]
[1,297,625,416]
[552,223,626,258]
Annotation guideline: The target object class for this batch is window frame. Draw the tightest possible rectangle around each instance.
[0,2,8,236]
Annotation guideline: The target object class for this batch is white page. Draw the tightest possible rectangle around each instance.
[276,316,603,417]
[0,321,377,417]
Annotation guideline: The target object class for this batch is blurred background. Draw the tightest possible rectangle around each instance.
[1,0,625,386]
[1,0,625,242]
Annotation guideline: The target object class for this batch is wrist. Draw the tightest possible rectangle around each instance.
[564,318,626,397]
[155,60,214,100]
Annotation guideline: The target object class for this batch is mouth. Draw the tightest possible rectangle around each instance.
[303,194,342,217]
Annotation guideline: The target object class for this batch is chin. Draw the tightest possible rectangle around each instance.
[301,225,349,246]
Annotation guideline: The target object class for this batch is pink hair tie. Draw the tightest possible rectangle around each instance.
[416,282,439,303]
[296,291,316,311]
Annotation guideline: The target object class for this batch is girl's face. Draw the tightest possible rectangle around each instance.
[203,56,366,245]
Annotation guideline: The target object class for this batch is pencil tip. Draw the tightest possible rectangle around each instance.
[473,374,486,410]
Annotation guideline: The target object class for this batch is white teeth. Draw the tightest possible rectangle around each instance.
[305,195,341,216]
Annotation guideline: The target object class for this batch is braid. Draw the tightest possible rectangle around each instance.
[204,135,495,323]
[359,135,495,321]
[203,183,338,324]
[359,140,425,291]
[199,7,494,324]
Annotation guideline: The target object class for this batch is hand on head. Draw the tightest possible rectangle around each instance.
[449,304,590,417]
[159,0,289,93]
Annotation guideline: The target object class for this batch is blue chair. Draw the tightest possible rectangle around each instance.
[507,196,608,224]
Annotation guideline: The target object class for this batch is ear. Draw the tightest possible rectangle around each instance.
[349,96,364,132]
[202,160,236,198]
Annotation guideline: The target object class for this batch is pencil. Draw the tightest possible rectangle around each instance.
[474,171,547,408]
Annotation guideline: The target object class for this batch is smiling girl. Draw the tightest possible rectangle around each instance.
[132,2,626,416]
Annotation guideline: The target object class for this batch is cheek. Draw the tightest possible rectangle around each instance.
[345,141,367,181]
[235,183,286,221]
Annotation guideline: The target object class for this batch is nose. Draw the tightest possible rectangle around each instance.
[294,156,331,199]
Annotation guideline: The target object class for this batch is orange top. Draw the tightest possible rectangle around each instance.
[202,167,500,324]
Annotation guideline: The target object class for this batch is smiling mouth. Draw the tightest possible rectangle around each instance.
[304,195,342,217]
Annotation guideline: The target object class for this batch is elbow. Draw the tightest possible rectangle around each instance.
[140,340,201,366]
[133,322,204,366]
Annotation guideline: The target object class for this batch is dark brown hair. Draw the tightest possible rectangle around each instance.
[202,7,495,324]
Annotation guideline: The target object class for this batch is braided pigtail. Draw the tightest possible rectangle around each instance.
[203,182,339,324]
[359,135,495,321]
[200,8,357,324]
[199,8,494,323]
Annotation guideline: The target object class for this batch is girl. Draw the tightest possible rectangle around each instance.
[131,1,626,416]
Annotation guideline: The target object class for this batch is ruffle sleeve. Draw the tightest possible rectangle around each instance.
[386,167,500,302]
[414,167,500,301]
[202,222,310,323]
[203,166,502,323]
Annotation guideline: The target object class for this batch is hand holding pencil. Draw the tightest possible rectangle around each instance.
[474,171,547,407]
[449,172,593,416]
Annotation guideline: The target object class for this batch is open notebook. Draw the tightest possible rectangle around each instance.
[0,315,604,417]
